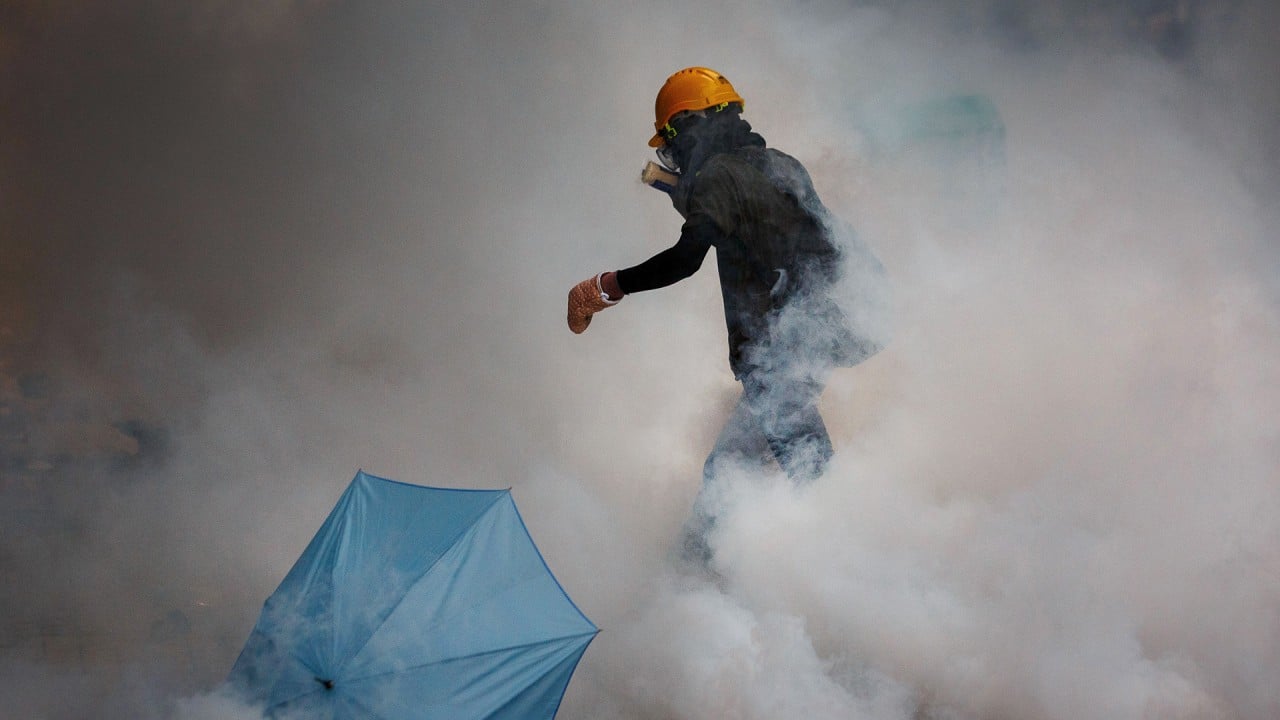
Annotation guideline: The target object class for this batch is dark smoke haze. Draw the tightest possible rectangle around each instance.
[2,1,1278,719]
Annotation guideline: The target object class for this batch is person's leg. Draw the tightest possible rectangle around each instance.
[742,368,833,485]
[702,390,773,482]
[678,365,833,568]
[680,390,771,567]
[766,404,832,483]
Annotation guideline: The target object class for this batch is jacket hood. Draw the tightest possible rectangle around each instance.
[666,107,766,177]
[665,108,765,218]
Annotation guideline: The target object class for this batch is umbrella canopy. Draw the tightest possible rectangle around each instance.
[228,471,597,719]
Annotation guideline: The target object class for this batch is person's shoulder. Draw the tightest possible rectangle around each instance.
[684,154,748,230]
[719,146,809,176]
[695,149,771,185]
[758,147,808,173]
[697,151,747,175]
[684,153,744,197]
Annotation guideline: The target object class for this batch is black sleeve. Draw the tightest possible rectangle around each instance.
[614,214,721,294]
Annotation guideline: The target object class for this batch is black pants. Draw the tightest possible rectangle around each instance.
[682,366,833,564]
[707,370,832,482]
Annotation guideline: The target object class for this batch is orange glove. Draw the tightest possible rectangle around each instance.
[567,272,623,333]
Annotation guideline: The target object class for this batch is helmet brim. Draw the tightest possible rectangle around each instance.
[649,67,744,149]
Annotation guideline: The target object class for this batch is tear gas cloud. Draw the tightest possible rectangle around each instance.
[2,1,1278,719]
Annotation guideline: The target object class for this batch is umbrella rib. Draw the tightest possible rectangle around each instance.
[384,567,542,647]
[265,685,322,715]
[258,650,330,710]
[334,492,506,675]
[343,691,395,720]
[339,565,572,677]
[343,630,599,685]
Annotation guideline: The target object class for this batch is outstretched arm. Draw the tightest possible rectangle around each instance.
[567,214,721,334]
[615,214,719,293]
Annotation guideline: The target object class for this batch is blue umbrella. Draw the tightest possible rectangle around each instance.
[228,471,597,719]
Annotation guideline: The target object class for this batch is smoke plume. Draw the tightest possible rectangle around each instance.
[2,1,1278,718]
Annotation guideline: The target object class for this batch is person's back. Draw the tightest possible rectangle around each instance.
[680,144,851,375]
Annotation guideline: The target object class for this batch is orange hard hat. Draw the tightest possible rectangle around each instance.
[648,67,745,147]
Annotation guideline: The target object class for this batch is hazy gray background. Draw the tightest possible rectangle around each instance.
[2,1,1278,718]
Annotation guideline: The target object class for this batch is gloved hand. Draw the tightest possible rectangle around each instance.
[567,272,623,333]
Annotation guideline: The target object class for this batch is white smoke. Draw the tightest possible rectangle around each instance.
[2,1,1278,719]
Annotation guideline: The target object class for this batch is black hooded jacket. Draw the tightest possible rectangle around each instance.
[615,109,854,377]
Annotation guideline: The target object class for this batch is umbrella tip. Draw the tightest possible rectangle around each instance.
[315,677,335,691]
